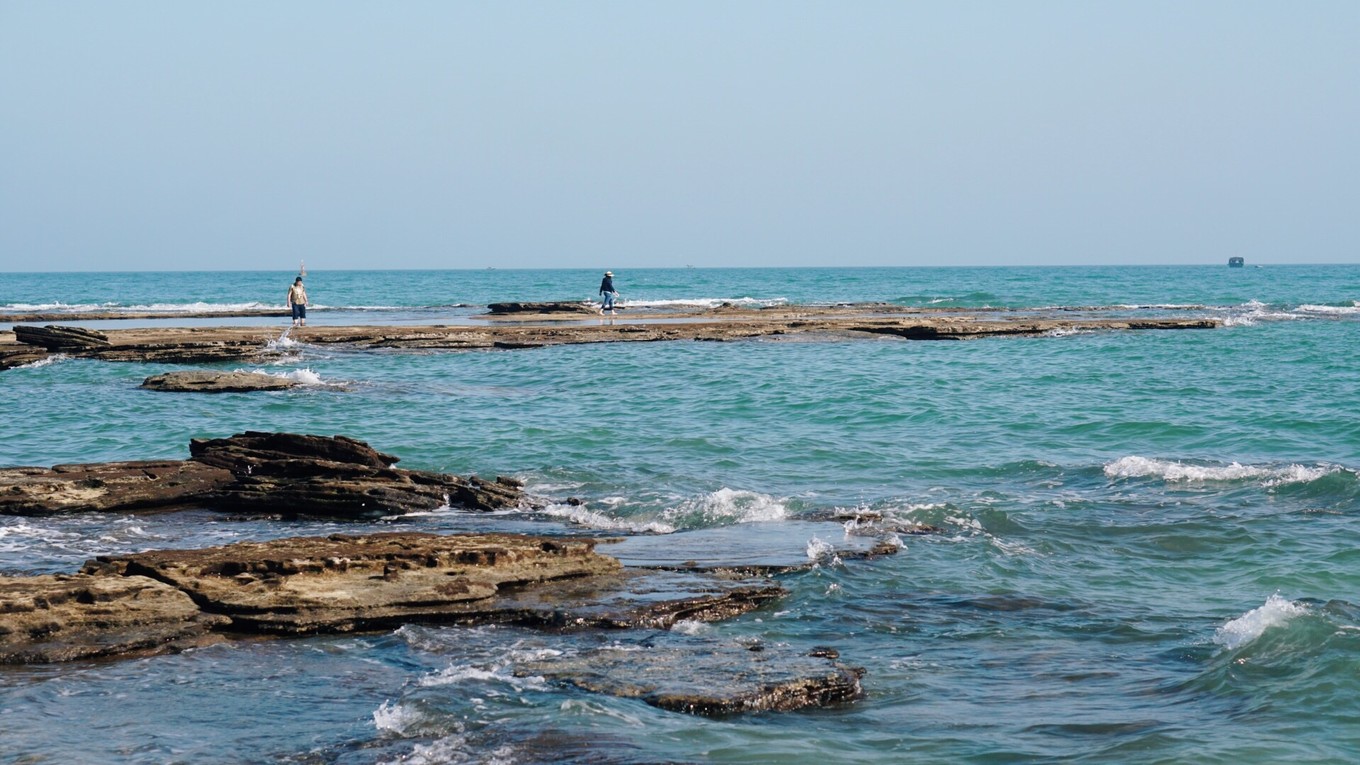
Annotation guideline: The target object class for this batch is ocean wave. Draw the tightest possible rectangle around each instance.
[1210,299,1294,327]
[14,353,69,369]
[1297,302,1360,315]
[534,487,787,533]
[1214,594,1308,651]
[1104,456,1343,485]
[537,502,676,534]
[229,366,340,388]
[806,535,838,563]
[0,300,409,314]
[666,487,788,526]
[621,296,788,309]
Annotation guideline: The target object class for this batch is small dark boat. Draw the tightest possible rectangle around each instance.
[1228,257,1245,268]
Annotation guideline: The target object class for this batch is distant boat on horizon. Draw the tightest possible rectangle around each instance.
[1228,257,1245,268]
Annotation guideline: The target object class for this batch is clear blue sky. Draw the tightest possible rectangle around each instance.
[2,1,1356,271]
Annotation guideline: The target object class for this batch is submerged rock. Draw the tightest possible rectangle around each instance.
[141,370,299,393]
[0,574,228,664]
[0,460,234,516]
[515,636,864,714]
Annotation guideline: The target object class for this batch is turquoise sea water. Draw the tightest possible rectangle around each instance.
[2,266,1359,764]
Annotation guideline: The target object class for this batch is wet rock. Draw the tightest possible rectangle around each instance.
[190,431,399,471]
[0,342,50,370]
[82,532,624,635]
[515,635,864,714]
[12,324,110,350]
[0,574,229,664]
[141,370,299,393]
[189,432,521,518]
[486,301,598,315]
[0,460,234,516]
[485,568,785,629]
[0,433,522,519]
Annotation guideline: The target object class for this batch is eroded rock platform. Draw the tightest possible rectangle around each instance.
[0,432,524,519]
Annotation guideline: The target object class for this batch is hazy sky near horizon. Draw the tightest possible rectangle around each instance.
[2,2,1357,272]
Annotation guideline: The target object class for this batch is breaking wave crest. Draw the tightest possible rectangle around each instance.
[1214,594,1308,651]
[536,487,786,534]
[1104,456,1344,486]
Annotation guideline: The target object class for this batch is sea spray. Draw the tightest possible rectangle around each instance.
[1214,594,1308,651]
[1104,456,1340,485]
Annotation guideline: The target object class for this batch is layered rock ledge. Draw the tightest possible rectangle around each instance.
[1,308,1221,368]
[0,432,523,519]
[141,370,300,393]
[2,532,786,667]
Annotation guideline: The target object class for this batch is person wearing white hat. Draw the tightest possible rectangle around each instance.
[598,271,618,314]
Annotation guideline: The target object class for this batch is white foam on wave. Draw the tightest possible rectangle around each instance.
[274,368,326,386]
[669,487,788,525]
[535,487,786,533]
[538,502,677,534]
[1218,299,1303,327]
[372,700,423,734]
[1214,594,1308,651]
[670,619,712,635]
[1104,456,1340,485]
[623,296,788,309]
[378,736,478,765]
[265,334,299,351]
[806,536,837,562]
[237,366,339,388]
[15,353,69,369]
[1297,302,1360,315]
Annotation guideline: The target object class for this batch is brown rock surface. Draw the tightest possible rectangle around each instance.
[0,460,234,516]
[0,310,1222,371]
[82,532,625,634]
[0,433,523,518]
[0,341,48,369]
[141,370,299,393]
[188,432,522,517]
[0,574,229,664]
[12,324,110,350]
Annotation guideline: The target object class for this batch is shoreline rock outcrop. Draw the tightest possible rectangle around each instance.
[2,309,1222,370]
[0,460,235,516]
[80,532,626,635]
[0,574,229,663]
[2,531,787,667]
[0,432,524,519]
[487,301,598,315]
[141,370,300,393]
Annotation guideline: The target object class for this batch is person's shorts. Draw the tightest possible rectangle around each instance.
[292,304,307,320]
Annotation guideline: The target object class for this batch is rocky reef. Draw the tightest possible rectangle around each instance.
[0,431,900,715]
[141,370,301,392]
[0,432,523,518]
[516,635,864,714]
[0,308,1221,370]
